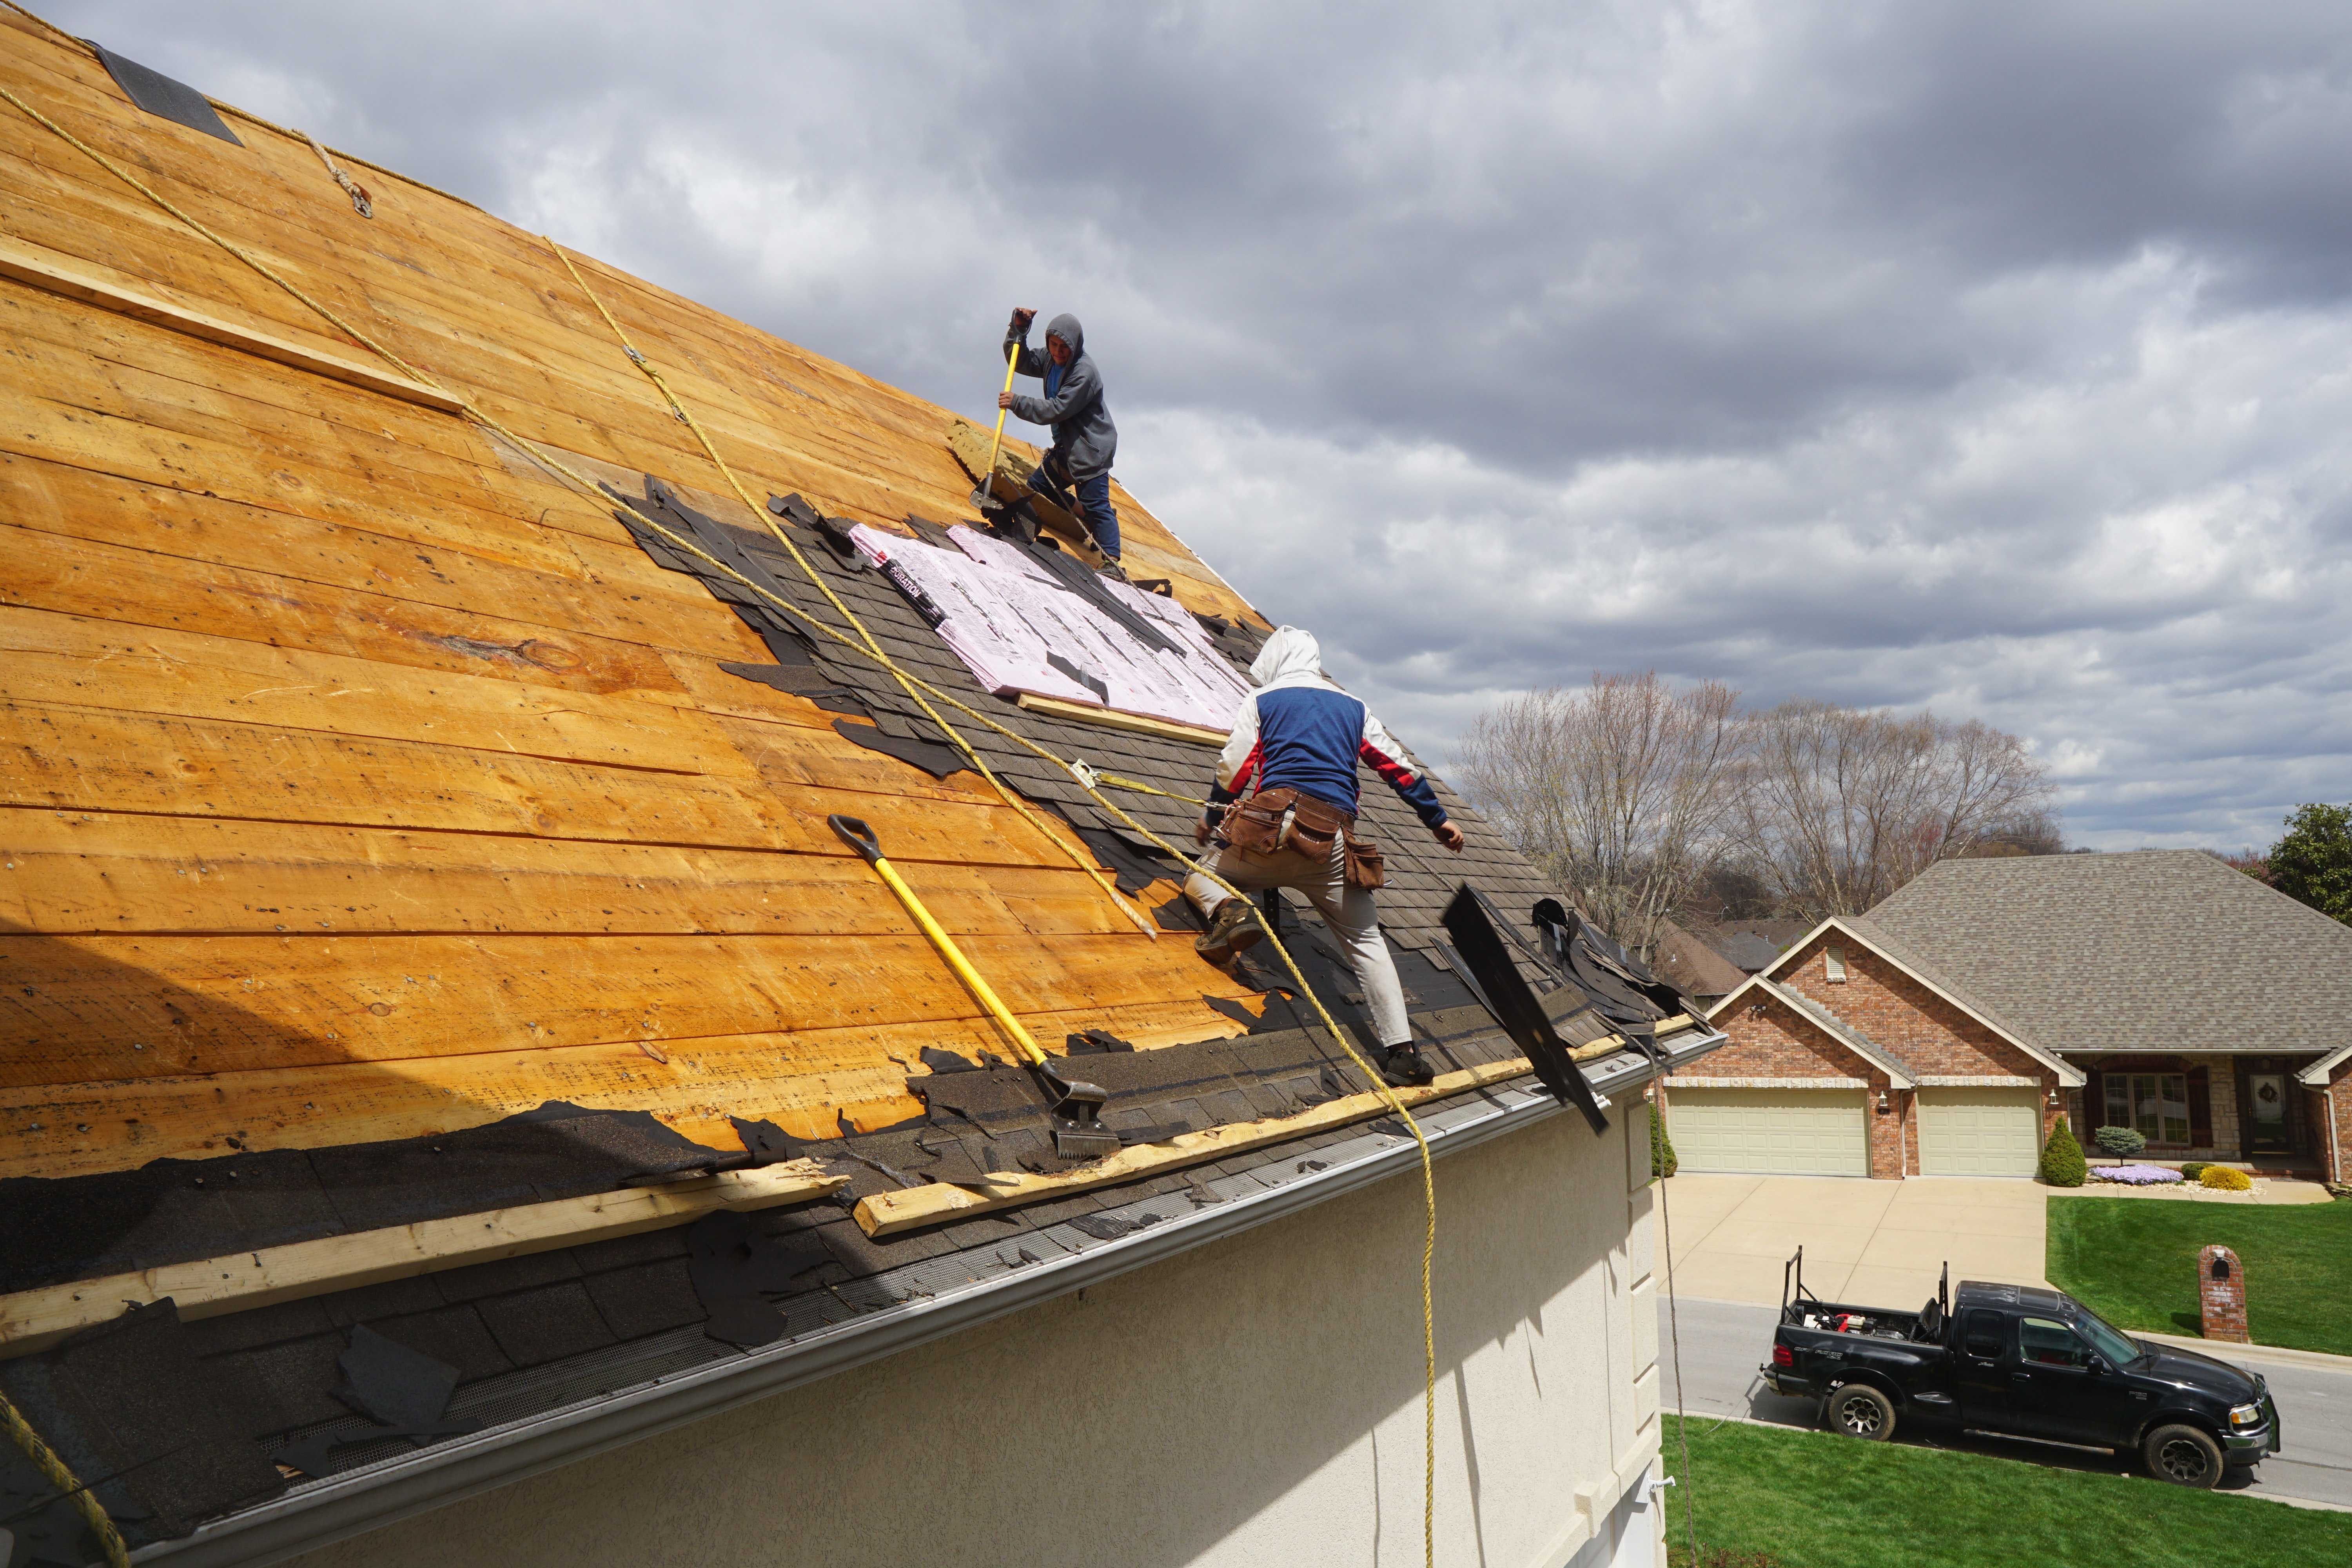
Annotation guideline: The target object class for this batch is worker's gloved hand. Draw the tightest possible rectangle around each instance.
[1194,812,1212,847]
[1008,306,1036,337]
[1433,821,1465,853]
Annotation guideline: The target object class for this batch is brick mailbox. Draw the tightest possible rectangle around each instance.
[2198,1245,2249,1343]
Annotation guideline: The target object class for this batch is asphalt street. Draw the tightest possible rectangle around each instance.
[1654,1294,2352,1511]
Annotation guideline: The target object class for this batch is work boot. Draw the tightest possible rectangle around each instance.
[1378,1045,1435,1088]
[1194,898,1263,964]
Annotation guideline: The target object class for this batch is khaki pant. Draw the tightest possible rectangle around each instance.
[1184,835,1411,1048]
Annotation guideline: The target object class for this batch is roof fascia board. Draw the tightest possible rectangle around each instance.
[2298,1043,2352,1086]
[140,1032,1724,1568]
[1750,975,1917,1088]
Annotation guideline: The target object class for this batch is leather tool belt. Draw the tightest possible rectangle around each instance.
[1221,786,1387,890]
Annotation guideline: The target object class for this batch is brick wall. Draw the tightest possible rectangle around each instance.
[1780,933,2043,1081]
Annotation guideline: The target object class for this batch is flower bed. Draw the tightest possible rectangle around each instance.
[2091,1164,2184,1185]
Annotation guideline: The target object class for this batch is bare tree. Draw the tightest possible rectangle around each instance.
[1457,672,1746,962]
[1736,701,2056,919]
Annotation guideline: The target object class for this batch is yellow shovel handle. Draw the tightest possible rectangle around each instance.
[833,815,1047,1068]
[982,341,1019,488]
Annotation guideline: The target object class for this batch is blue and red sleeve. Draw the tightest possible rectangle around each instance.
[1359,715,1448,829]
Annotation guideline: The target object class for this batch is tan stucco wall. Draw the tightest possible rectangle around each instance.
[286,1107,1663,1568]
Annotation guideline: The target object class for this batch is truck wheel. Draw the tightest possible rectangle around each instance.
[2143,1425,2223,1488]
[1826,1384,1896,1442]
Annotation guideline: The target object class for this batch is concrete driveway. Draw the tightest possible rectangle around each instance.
[1653,1173,2050,1308]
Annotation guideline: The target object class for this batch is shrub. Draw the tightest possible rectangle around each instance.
[2181,1161,2210,1181]
[2092,1164,2182,1185]
[2038,1116,2087,1186]
[2094,1125,2147,1158]
[1650,1100,1678,1179]
[2201,1165,2253,1191]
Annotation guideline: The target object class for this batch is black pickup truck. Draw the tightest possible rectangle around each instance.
[1760,1249,2281,1488]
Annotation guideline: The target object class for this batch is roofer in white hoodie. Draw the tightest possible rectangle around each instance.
[1185,627,1465,1088]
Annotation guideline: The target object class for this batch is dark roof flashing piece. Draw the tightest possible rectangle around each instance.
[92,45,243,145]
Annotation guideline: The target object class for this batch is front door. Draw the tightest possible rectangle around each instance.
[2245,1073,2291,1154]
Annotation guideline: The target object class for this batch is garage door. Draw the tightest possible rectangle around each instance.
[1666,1087,1868,1176]
[1917,1087,2042,1176]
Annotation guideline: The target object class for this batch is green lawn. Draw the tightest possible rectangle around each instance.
[2045,1195,2352,1356]
[1659,1415,2352,1568]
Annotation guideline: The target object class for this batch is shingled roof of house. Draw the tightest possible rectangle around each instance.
[1862,849,2352,1063]
[0,16,1721,1561]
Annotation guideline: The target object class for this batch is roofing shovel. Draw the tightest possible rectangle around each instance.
[969,334,1022,514]
[828,814,1121,1160]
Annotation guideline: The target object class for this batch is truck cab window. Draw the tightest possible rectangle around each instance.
[2074,1310,2141,1368]
[2019,1317,2092,1368]
[1962,1309,2005,1358]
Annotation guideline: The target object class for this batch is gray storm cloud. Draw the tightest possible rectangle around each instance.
[40,0,2352,849]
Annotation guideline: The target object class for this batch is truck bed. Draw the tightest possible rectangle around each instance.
[1780,1299,1934,1344]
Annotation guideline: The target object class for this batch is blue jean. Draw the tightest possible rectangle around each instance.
[1028,456,1122,559]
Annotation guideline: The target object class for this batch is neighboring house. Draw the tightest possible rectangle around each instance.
[1647,920,1749,1009]
[0,20,1722,1568]
[1685,850,2352,1182]
[1691,921,1810,976]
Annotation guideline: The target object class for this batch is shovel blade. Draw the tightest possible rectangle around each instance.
[1052,1120,1122,1161]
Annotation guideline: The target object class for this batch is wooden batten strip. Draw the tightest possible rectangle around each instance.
[0,1160,846,1359]
[855,1015,1698,1237]
[1013,693,1229,748]
[0,232,463,414]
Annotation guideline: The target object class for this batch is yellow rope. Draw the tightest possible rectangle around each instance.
[0,79,1441,1567]
[0,1387,131,1568]
[541,237,1158,942]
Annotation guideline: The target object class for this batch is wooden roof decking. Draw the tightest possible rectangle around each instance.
[0,11,1277,1185]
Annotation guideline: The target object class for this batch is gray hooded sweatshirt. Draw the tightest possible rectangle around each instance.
[1002,311,1118,483]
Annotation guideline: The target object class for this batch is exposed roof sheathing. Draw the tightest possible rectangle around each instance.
[0,15,1724,1558]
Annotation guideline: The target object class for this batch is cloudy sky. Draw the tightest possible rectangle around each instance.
[45,0,2352,849]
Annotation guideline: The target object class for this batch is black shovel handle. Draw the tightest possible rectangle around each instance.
[829,814,883,864]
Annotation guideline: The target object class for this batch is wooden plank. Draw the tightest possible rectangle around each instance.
[0,1001,1254,1183]
[0,277,497,478]
[0,701,1108,869]
[0,518,693,701]
[0,807,1150,937]
[0,1160,848,1359]
[0,379,612,581]
[0,452,768,667]
[855,1055,1538,1236]
[0,701,815,851]
[1015,693,1229,748]
[0,926,1263,1086]
[0,231,461,411]
[0,606,757,774]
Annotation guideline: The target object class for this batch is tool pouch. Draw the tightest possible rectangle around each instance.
[1221,788,1294,856]
[1342,827,1387,890]
[1283,793,1348,863]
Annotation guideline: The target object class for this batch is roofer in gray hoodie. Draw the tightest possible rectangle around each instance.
[999,307,1121,561]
